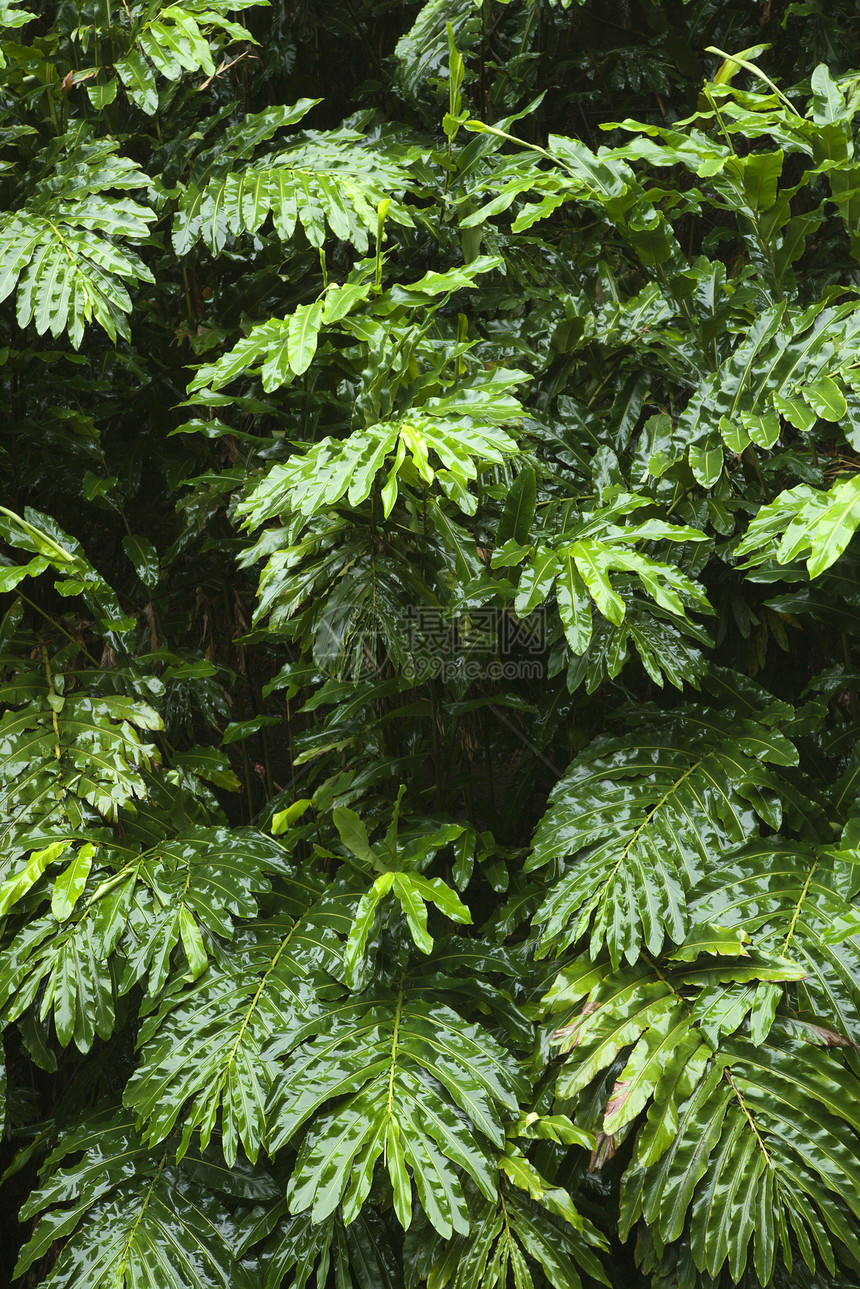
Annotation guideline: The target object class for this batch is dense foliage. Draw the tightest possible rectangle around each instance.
[4,1,860,1286]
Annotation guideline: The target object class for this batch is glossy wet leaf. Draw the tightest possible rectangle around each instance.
[122,534,159,588]
[498,464,536,546]
[269,987,528,1237]
[6,9,860,1289]
[15,1109,255,1288]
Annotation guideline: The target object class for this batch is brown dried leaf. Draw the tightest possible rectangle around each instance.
[605,1078,633,1124]
[553,999,601,1046]
[806,1022,857,1048]
[589,1131,618,1172]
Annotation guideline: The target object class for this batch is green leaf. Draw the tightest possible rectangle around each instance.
[11,20,860,1289]
[271,799,312,834]
[805,475,860,575]
[179,905,208,980]
[391,874,432,953]
[0,147,155,346]
[530,703,795,966]
[688,434,723,488]
[387,1116,412,1229]
[570,540,625,625]
[345,872,393,983]
[51,844,95,922]
[115,48,159,114]
[322,280,373,325]
[171,747,241,792]
[811,63,849,124]
[738,474,860,577]
[406,874,472,925]
[498,464,537,546]
[742,409,781,449]
[125,875,339,1164]
[220,715,281,745]
[270,989,527,1236]
[0,554,50,592]
[332,807,378,865]
[122,534,159,588]
[719,416,750,454]
[512,547,555,616]
[773,391,817,432]
[172,121,414,257]
[0,841,70,917]
[15,1109,256,1287]
[87,78,118,109]
[737,150,783,212]
[803,376,848,421]
[556,551,592,654]
[287,300,324,376]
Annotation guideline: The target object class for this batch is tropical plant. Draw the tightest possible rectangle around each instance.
[4,2,860,1288]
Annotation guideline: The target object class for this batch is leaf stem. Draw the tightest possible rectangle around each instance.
[41,646,61,760]
[115,1153,167,1277]
[782,859,816,957]
[18,592,101,665]
[723,1067,772,1166]
[226,927,296,1071]
[386,987,404,1117]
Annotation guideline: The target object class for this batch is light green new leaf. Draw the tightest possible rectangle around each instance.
[0,841,69,917]
[236,390,521,536]
[570,540,625,625]
[271,799,312,834]
[803,478,860,576]
[389,873,472,953]
[0,554,51,592]
[405,874,472,924]
[287,301,324,375]
[395,879,431,954]
[333,806,378,864]
[344,873,393,984]
[323,280,373,325]
[738,474,860,578]
[51,844,95,922]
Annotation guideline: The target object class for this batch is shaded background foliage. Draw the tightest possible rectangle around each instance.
[4,1,860,1288]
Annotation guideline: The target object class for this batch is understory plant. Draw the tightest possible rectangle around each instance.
[3,2,860,1287]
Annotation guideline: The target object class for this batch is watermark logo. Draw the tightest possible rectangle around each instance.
[314,605,547,682]
[402,606,545,682]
